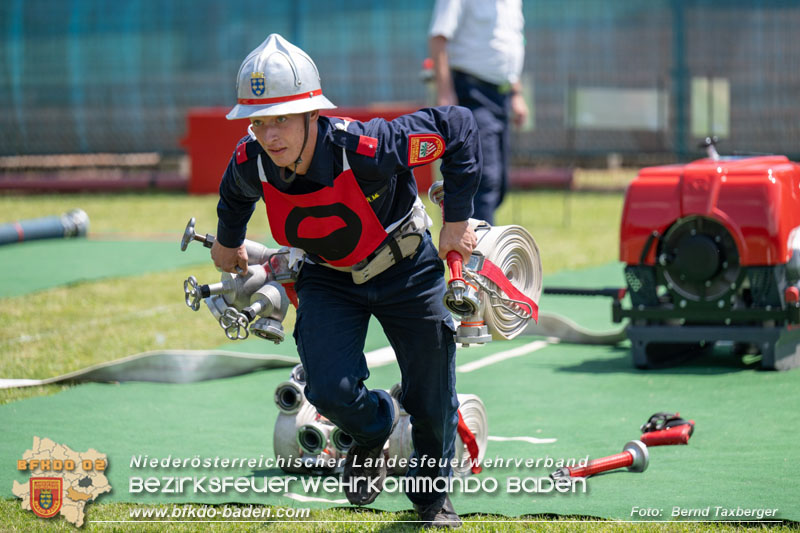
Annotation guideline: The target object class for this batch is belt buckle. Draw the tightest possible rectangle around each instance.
[352,257,370,272]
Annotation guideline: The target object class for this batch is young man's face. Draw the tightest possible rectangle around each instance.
[249,112,316,169]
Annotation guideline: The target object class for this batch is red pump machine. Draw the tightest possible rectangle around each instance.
[613,149,800,370]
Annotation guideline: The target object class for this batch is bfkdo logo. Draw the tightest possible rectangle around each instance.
[13,437,112,527]
[30,478,62,518]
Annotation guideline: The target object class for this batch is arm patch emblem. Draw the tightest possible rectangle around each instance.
[408,134,445,166]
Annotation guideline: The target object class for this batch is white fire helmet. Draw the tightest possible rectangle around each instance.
[226,34,336,120]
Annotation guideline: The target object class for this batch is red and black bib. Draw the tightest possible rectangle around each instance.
[258,151,388,267]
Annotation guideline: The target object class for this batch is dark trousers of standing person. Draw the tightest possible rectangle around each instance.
[452,69,511,225]
[293,233,459,508]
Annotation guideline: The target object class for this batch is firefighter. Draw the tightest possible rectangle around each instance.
[211,33,480,527]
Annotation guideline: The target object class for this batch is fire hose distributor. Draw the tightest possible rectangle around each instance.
[221,281,289,343]
[183,265,268,311]
[184,266,273,340]
[272,366,490,477]
[181,217,274,265]
[551,440,649,480]
[180,217,304,343]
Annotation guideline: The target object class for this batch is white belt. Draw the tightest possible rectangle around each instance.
[321,198,432,283]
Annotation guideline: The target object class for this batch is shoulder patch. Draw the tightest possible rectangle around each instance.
[356,135,378,157]
[235,142,249,165]
[235,139,261,165]
[331,126,378,159]
[408,134,445,166]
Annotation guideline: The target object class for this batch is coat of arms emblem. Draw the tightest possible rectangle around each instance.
[30,478,62,519]
[251,72,266,97]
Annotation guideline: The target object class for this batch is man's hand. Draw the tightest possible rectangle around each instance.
[438,220,477,261]
[211,240,249,273]
[511,92,529,129]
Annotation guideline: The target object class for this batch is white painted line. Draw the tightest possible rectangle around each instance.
[456,340,549,373]
[365,346,396,368]
[488,435,558,445]
[283,492,349,504]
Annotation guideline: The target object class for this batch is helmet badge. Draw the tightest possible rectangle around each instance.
[250,72,266,97]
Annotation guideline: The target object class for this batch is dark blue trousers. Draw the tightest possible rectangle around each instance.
[452,69,511,225]
[293,234,459,506]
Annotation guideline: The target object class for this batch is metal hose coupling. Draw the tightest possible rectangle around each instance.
[329,426,354,454]
[290,363,306,384]
[273,363,307,414]
[246,281,290,343]
[273,380,305,414]
[297,422,333,455]
[443,251,482,317]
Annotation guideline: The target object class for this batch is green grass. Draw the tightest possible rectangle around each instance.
[0,190,622,392]
[5,189,790,531]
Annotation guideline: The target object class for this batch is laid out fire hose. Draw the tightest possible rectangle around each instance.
[0,209,89,246]
[272,365,489,477]
[429,181,543,345]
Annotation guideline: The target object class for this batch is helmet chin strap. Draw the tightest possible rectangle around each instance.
[279,112,311,185]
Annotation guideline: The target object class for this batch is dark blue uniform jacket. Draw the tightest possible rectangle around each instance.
[216,106,481,251]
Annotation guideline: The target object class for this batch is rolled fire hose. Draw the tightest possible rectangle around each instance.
[273,374,490,478]
[273,401,322,474]
[471,221,543,341]
[452,394,488,477]
[384,392,488,477]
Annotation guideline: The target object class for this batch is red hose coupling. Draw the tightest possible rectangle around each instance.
[446,250,464,284]
[551,440,649,480]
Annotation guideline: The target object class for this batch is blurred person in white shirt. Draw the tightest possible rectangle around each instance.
[429,0,529,224]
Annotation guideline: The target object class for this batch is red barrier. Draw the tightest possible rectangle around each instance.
[181,106,434,195]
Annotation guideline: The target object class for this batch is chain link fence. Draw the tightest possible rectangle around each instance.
[1,0,798,164]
